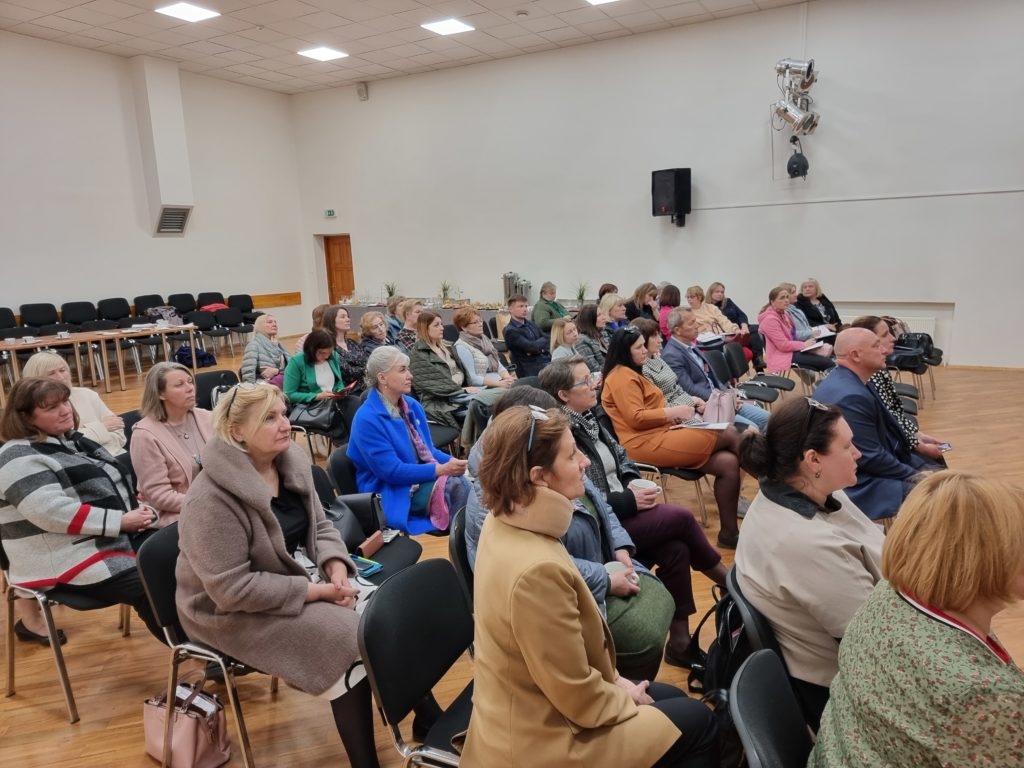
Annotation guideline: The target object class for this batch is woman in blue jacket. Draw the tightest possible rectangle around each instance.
[346,346,468,534]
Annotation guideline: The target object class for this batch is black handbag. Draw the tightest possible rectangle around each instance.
[288,400,343,434]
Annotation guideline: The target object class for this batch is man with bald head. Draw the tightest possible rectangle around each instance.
[813,328,940,521]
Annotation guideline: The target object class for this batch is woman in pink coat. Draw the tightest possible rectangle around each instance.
[757,286,835,376]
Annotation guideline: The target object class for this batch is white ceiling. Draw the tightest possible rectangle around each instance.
[0,0,805,94]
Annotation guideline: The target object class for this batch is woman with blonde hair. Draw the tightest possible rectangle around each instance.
[599,293,629,333]
[684,285,740,337]
[811,472,1024,765]
[240,314,290,386]
[796,277,842,330]
[625,282,659,322]
[462,405,719,767]
[22,351,126,455]
[549,317,581,362]
[395,299,423,351]
[358,310,389,355]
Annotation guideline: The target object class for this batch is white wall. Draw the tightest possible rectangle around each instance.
[0,31,310,334]
[291,0,1024,366]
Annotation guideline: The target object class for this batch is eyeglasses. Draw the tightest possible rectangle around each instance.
[621,326,641,338]
[570,371,602,389]
[800,397,829,446]
[225,382,260,415]
[526,405,550,453]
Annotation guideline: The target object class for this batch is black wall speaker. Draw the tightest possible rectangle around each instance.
[651,168,691,218]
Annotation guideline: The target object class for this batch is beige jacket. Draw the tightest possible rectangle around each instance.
[462,486,679,768]
[130,408,213,523]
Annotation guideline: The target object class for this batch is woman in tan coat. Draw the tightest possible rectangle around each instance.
[464,405,719,768]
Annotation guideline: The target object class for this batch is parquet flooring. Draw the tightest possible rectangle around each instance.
[1,349,1020,767]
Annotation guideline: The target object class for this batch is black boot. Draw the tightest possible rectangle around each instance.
[411,694,444,742]
[330,678,382,768]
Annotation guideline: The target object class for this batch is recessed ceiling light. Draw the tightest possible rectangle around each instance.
[298,47,348,62]
[421,18,475,35]
[155,3,220,22]
[585,0,620,5]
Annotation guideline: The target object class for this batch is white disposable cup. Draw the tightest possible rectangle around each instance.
[629,478,659,492]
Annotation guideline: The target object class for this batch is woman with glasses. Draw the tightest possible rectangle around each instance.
[347,346,469,534]
[357,310,390,355]
[734,396,884,730]
[600,327,743,549]
[452,307,515,444]
[131,362,213,526]
[540,358,727,669]
[463,404,719,768]
[176,383,400,768]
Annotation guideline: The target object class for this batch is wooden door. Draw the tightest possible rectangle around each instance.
[324,235,355,303]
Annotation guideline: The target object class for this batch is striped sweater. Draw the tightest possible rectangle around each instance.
[0,436,136,589]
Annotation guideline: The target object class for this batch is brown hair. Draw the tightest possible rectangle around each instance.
[884,472,1024,612]
[452,306,480,331]
[630,282,658,309]
[359,310,386,337]
[416,310,442,344]
[658,284,681,309]
[0,378,78,441]
[597,283,618,299]
[478,406,569,513]
[630,317,660,343]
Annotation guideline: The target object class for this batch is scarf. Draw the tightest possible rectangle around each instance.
[458,330,501,372]
[399,397,436,463]
[561,405,600,444]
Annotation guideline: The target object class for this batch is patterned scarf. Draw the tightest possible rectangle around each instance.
[457,330,501,372]
[561,405,600,444]
[399,397,436,463]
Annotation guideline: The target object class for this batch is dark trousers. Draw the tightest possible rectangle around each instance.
[621,503,721,620]
[792,677,830,732]
[647,681,720,768]
[56,568,165,644]
[792,351,835,373]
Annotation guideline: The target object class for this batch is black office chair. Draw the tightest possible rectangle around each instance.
[214,307,253,348]
[726,567,786,662]
[0,307,16,329]
[358,559,473,766]
[97,297,133,323]
[60,301,98,327]
[136,524,273,768]
[227,294,263,324]
[703,348,778,409]
[442,324,459,343]
[121,409,143,453]
[730,650,813,768]
[328,445,360,495]
[193,370,238,410]
[167,293,197,316]
[184,310,231,355]
[19,302,59,328]
[196,291,225,308]
[133,294,165,318]
[447,507,474,607]
[311,463,338,509]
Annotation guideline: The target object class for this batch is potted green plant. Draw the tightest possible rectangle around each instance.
[575,281,589,305]
[439,281,452,303]
[384,281,399,298]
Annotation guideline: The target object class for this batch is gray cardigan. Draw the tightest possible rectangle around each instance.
[176,439,357,695]
[240,334,290,382]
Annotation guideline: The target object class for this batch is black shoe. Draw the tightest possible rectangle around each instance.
[716,531,739,550]
[664,643,707,670]
[14,620,68,646]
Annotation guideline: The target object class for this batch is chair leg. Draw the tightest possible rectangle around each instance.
[221,663,257,768]
[5,590,15,698]
[161,650,182,768]
[119,604,131,637]
[36,596,79,723]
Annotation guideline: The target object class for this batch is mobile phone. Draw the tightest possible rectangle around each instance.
[351,555,383,578]
[937,442,952,452]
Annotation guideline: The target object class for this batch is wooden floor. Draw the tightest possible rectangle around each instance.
[1,350,1022,767]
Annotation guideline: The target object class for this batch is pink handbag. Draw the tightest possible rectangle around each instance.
[143,674,230,768]
[702,389,737,424]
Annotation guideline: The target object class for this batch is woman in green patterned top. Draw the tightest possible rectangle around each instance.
[811,471,1024,767]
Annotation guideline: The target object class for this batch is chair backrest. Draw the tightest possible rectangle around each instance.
[227,294,255,313]
[20,302,59,327]
[703,348,734,387]
[358,559,473,727]
[726,567,787,664]
[487,315,502,341]
[193,370,238,410]
[447,507,474,606]
[121,409,142,451]
[0,307,16,329]
[97,297,132,322]
[184,310,215,330]
[513,375,540,389]
[730,650,813,768]
[60,301,97,326]
[133,294,164,316]
[310,464,337,510]
[135,523,188,645]
[723,342,749,380]
[214,307,245,327]
[442,323,459,343]
[0,326,38,339]
[167,293,197,315]
[196,292,225,308]
[328,445,360,495]
[79,319,117,332]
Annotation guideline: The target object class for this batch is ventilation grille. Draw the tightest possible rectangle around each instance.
[156,206,191,235]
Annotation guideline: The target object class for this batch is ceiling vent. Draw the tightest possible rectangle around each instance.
[156,206,192,235]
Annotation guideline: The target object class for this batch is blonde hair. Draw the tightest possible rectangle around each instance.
[212,383,286,451]
[22,351,69,379]
[253,314,276,337]
[598,293,624,319]
[478,407,569,513]
[398,299,423,323]
[685,285,705,302]
[884,472,1024,612]
[549,318,576,352]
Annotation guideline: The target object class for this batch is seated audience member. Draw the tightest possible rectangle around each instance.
[240,314,290,386]
[684,285,740,338]
[347,346,469,534]
[322,305,368,392]
[657,284,681,339]
[358,310,390,355]
[549,317,581,362]
[503,294,551,378]
[574,303,608,373]
[176,383,401,768]
[294,303,330,354]
[848,316,948,462]
[625,282,659,322]
[462,404,720,768]
[408,311,477,429]
[283,329,356,442]
[631,320,703,424]
[385,295,404,343]
[601,327,743,548]
[795,277,842,330]
[757,286,835,375]
[811,472,1024,766]
[453,307,515,444]
[394,299,423,352]
[539,360,728,668]
[660,309,770,432]
[0,377,164,643]
[813,328,943,522]
[131,362,212,525]
[22,351,126,455]
[705,282,749,333]
[735,396,884,730]
[780,281,825,343]
[531,281,569,332]
[599,292,629,332]
[598,282,619,300]
[465,387,675,682]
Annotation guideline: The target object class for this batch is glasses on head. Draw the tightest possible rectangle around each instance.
[225,382,261,415]
[621,326,641,338]
[526,405,550,453]
[800,397,829,446]
[571,371,602,389]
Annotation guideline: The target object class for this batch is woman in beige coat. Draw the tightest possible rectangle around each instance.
[464,406,718,768]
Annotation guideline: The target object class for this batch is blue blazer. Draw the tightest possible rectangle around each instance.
[503,318,551,377]
[814,366,928,520]
[661,338,722,400]
[346,388,453,534]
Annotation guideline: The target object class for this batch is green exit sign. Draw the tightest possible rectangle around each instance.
[325,209,336,218]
